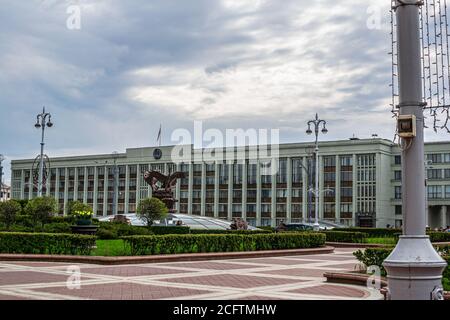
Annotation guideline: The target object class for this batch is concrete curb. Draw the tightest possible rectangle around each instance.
[324,271,449,300]
[0,246,334,265]
[325,241,450,248]
[325,242,385,248]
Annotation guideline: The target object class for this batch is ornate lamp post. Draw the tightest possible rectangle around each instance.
[306,114,328,230]
[34,107,53,197]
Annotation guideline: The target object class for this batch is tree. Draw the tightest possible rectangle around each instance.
[0,200,22,230]
[25,196,57,227]
[136,198,169,228]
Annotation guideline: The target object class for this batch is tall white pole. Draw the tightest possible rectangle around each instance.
[383,0,447,300]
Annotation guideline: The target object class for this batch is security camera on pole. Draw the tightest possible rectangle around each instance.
[34,107,53,197]
[306,114,328,231]
[383,0,447,300]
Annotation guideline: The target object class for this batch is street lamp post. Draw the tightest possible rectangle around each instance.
[0,154,4,200]
[383,0,447,300]
[34,107,53,197]
[306,114,328,230]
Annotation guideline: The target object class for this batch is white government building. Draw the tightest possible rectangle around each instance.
[9,137,450,229]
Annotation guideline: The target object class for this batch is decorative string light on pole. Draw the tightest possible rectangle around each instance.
[34,107,53,197]
[306,114,328,231]
[385,0,447,300]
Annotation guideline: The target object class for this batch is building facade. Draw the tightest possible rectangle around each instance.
[0,184,11,202]
[9,138,450,229]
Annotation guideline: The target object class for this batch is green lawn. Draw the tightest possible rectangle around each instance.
[92,240,131,256]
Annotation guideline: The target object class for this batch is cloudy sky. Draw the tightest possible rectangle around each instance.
[0,0,448,183]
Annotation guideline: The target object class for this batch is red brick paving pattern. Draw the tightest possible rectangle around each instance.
[0,293,33,300]
[295,255,356,261]
[258,268,336,278]
[33,283,211,300]
[287,284,369,298]
[161,273,307,289]
[0,251,381,300]
[158,261,266,270]
[0,271,73,286]
[324,263,360,270]
[239,295,285,300]
[233,258,320,265]
[80,266,189,277]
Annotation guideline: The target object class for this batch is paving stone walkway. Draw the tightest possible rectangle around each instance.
[0,248,383,300]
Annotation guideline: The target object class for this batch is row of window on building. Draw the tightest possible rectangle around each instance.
[394,185,450,199]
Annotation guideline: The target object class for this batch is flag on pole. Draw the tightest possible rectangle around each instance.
[157,124,162,146]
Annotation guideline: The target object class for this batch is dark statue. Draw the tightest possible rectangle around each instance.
[230,217,248,230]
[143,170,185,213]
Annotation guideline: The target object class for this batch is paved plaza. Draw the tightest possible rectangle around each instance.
[0,248,382,300]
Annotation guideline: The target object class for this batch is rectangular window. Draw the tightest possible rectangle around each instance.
[395,205,402,215]
[394,155,401,165]
[394,186,402,199]
[340,156,353,167]
[427,169,442,180]
[291,159,303,184]
[427,154,442,164]
[323,156,336,167]
[444,186,450,199]
[445,169,450,179]
[233,163,243,184]
[428,185,442,199]
[444,153,450,163]
[394,171,402,181]
[276,158,287,184]
[247,163,257,184]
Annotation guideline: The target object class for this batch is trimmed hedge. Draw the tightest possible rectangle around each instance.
[150,226,190,235]
[190,229,272,235]
[0,232,96,255]
[428,232,450,243]
[97,222,153,240]
[336,227,401,237]
[321,231,369,243]
[122,232,326,255]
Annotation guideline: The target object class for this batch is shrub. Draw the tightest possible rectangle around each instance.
[15,215,35,227]
[190,229,272,235]
[67,201,93,216]
[150,226,190,235]
[353,247,393,276]
[444,255,450,291]
[96,228,118,240]
[0,200,22,230]
[428,232,450,243]
[25,197,58,227]
[0,232,96,255]
[49,216,76,224]
[122,232,326,255]
[321,231,369,243]
[42,222,72,234]
[96,222,153,239]
[257,226,276,232]
[136,198,169,227]
[336,227,401,237]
